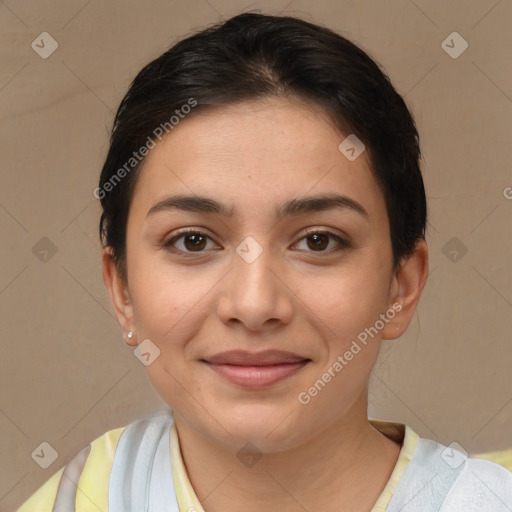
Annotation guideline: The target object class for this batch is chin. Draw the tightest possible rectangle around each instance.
[212,405,308,452]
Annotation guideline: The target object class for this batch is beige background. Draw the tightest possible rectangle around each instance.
[1,0,511,510]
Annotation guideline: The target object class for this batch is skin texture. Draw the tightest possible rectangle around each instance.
[103,96,429,511]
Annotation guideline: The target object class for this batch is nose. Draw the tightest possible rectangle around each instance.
[216,237,294,332]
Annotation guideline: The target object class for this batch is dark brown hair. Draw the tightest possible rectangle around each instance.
[98,12,427,282]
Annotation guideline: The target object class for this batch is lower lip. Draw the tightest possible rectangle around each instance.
[204,361,309,389]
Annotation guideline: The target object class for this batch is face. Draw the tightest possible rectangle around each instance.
[106,96,416,453]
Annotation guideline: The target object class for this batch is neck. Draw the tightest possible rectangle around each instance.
[173,396,402,511]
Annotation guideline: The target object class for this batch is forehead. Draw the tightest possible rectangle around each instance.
[129,97,386,223]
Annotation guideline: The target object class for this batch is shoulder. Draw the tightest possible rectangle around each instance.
[387,433,512,511]
[473,447,512,471]
[16,424,126,512]
[15,408,175,512]
[15,465,65,512]
[440,456,512,510]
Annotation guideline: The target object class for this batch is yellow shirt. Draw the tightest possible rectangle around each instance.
[16,418,512,512]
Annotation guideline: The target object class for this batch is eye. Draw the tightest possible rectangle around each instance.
[293,230,350,253]
[162,228,350,256]
[162,229,218,255]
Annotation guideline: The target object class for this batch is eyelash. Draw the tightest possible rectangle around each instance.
[162,227,351,256]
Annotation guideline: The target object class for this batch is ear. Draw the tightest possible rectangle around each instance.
[381,239,429,340]
[102,247,137,346]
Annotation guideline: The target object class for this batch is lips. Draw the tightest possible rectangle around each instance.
[203,349,309,366]
[202,350,311,388]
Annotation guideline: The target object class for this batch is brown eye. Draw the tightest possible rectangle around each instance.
[306,233,329,251]
[295,230,350,253]
[163,230,216,254]
[182,233,207,251]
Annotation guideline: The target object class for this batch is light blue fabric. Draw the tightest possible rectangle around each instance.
[109,406,179,512]
[386,437,512,511]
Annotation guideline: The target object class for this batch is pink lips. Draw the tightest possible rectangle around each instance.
[202,350,310,389]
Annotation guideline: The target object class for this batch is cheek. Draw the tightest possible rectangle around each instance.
[297,270,385,410]
[299,262,390,339]
[129,253,223,360]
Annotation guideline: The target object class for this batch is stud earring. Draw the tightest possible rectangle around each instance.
[127,331,134,339]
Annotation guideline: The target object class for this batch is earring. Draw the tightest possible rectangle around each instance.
[127,331,133,339]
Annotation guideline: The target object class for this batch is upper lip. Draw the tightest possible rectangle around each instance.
[203,350,310,366]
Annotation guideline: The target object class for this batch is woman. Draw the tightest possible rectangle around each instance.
[17,11,512,512]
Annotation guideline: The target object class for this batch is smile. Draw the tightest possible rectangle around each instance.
[202,360,310,388]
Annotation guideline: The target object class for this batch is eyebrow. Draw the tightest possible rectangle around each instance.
[146,193,368,220]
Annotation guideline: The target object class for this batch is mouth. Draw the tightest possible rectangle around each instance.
[201,350,311,388]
